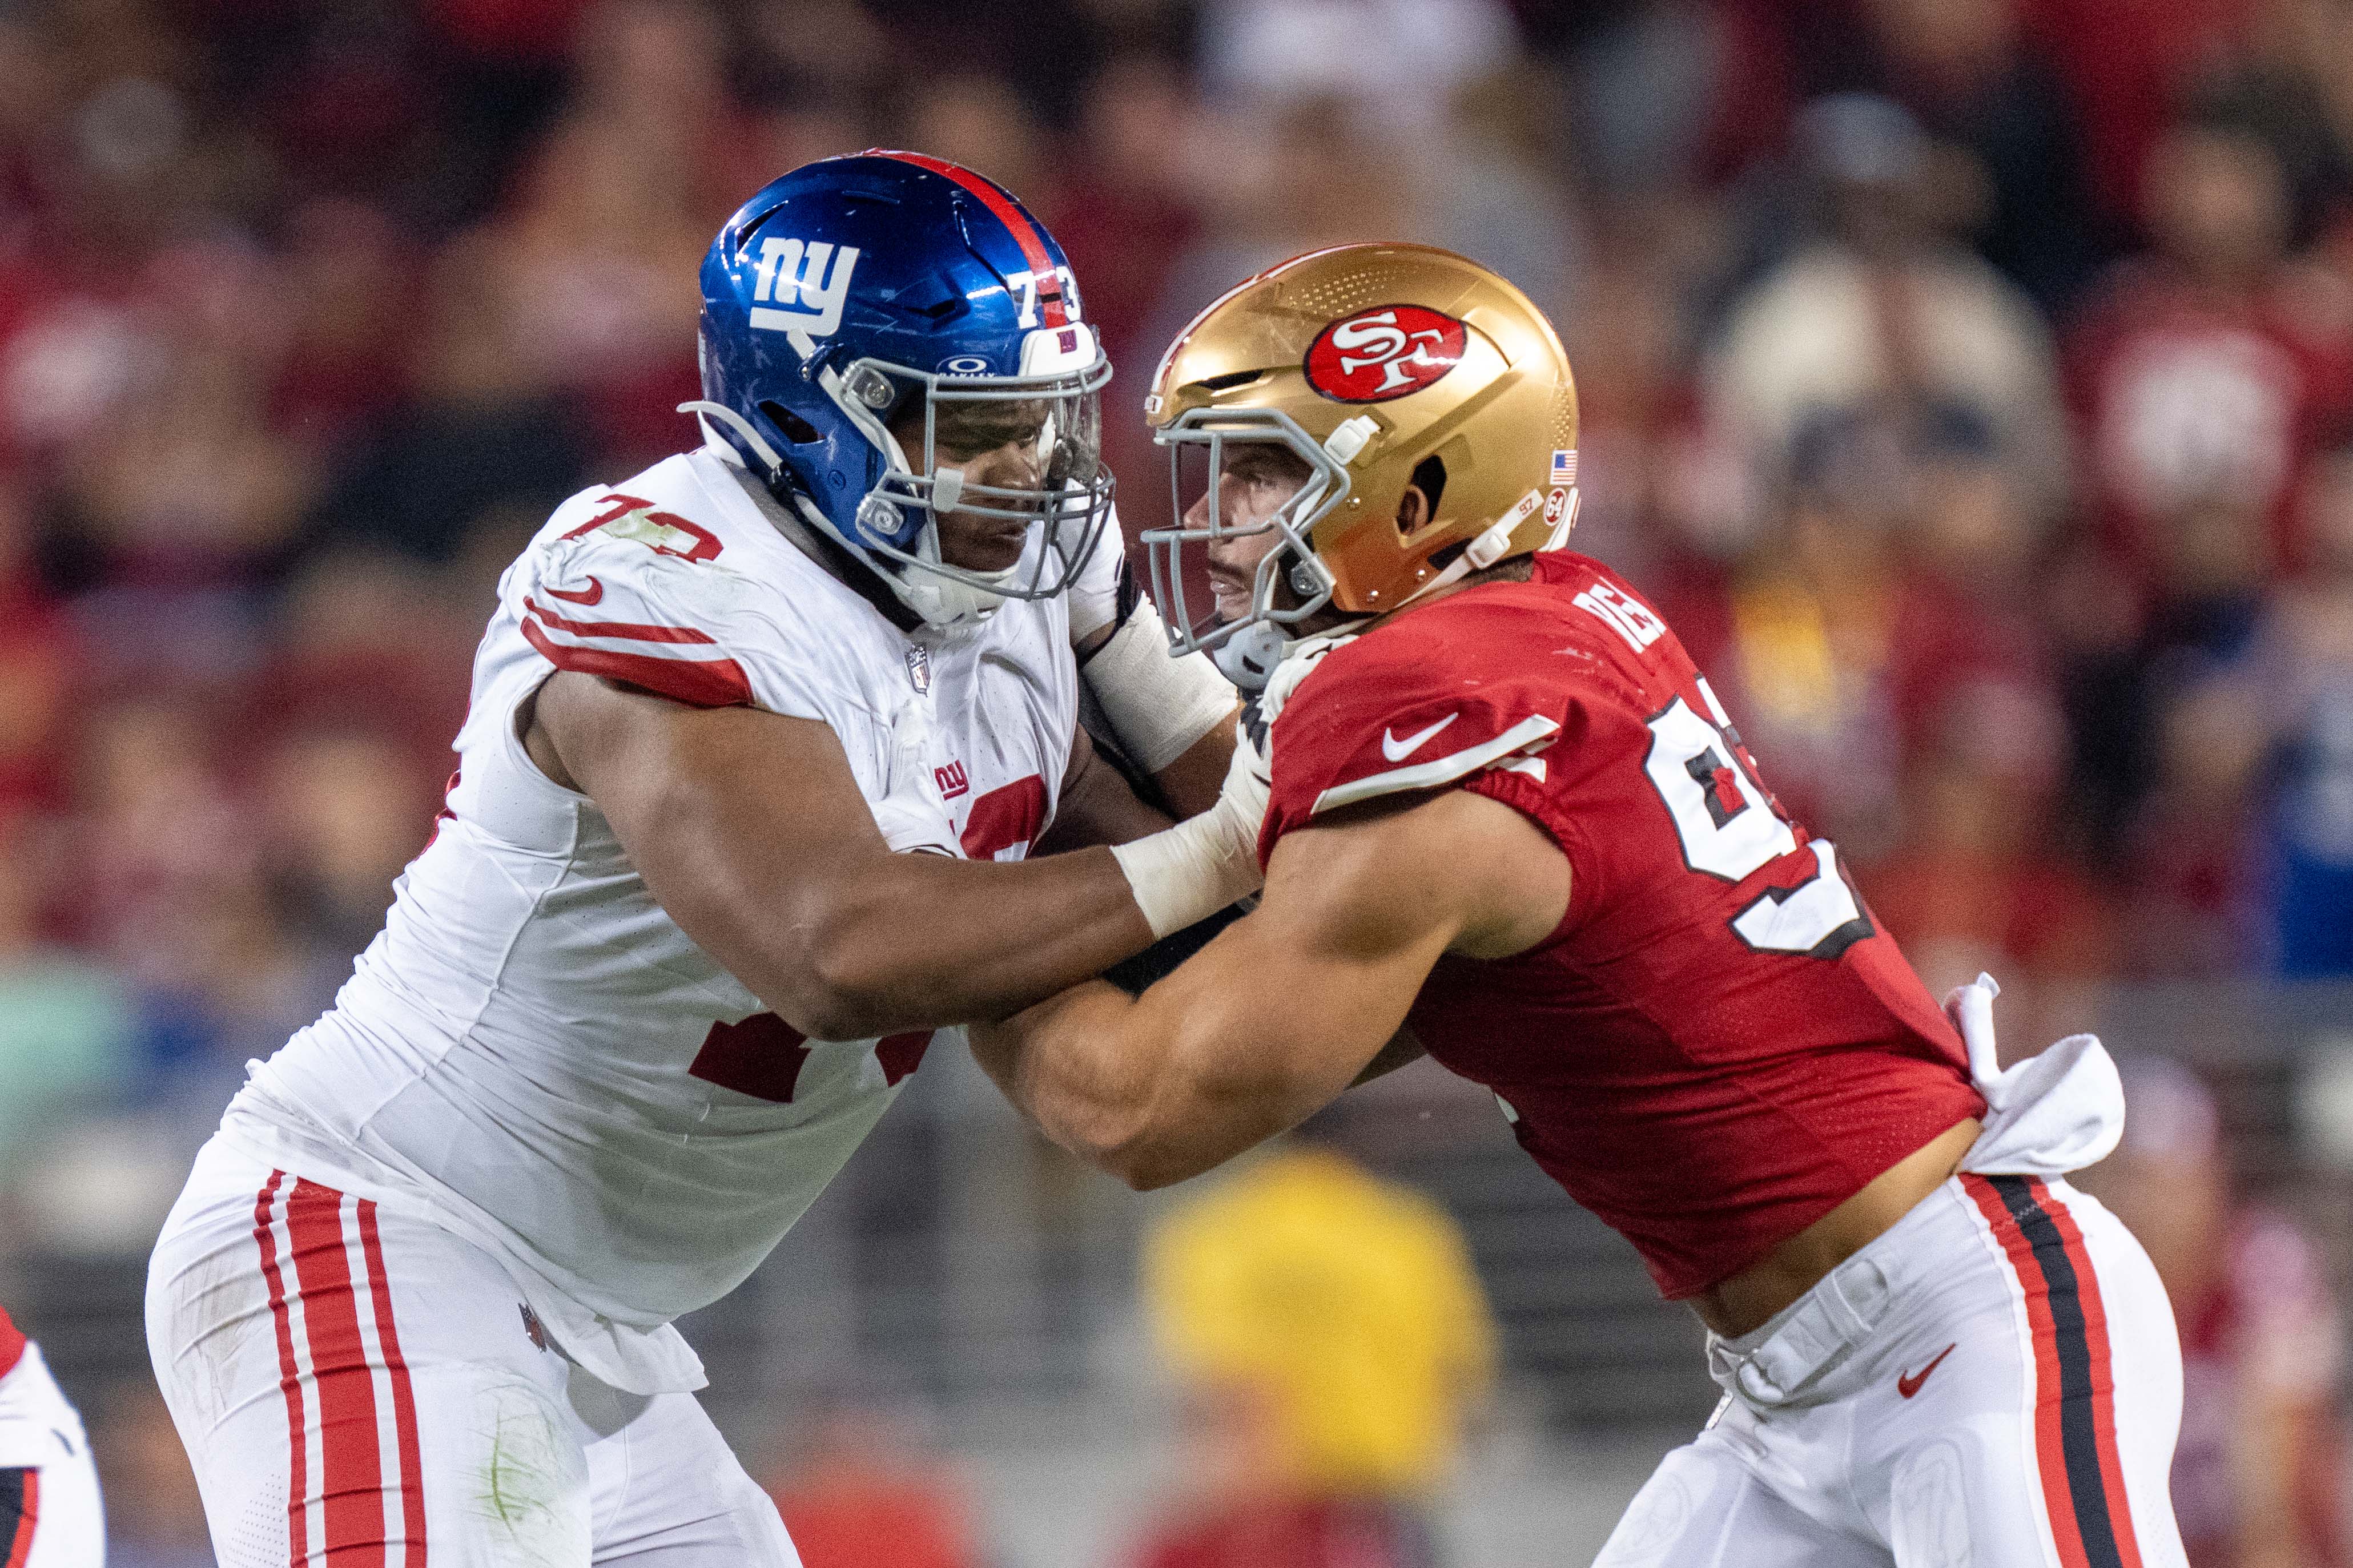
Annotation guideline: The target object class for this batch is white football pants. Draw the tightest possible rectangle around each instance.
[0,1341,106,1566]
[146,1136,799,1567]
[1596,1174,2188,1568]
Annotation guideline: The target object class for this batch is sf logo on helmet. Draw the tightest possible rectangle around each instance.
[1303,305,1467,403]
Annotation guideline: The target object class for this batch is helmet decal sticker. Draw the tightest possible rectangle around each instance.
[939,354,992,374]
[749,239,860,335]
[1302,305,1467,403]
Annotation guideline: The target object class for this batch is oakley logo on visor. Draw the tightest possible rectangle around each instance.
[749,238,860,336]
[1303,305,1466,402]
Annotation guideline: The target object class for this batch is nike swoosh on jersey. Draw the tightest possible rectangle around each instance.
[545,577,606,606]
[1381,712,1461,761]
[1897,1343,1956,1398]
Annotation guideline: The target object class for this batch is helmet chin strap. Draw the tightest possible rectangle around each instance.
[682,400,785,481]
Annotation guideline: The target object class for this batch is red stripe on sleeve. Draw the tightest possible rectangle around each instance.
[287,1181,389,1568]
[521,615,756,708]
[253,1171,311,1568]
[1963,1174,2089,1568]
[357,1201,428,1567]
[0,1303,25,1381]
[0,1469,37,1568]
[521,597,719,645]
[2032,1178,2147,1568]
[866,150,1068,325]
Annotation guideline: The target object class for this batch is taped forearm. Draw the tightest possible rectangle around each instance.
[1082,597,1236,774]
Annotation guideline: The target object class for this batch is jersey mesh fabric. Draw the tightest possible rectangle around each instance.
[1261,551,1985,1299]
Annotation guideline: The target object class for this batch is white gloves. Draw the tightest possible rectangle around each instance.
[1110,710,1272,939]
[1061,502,1238,775]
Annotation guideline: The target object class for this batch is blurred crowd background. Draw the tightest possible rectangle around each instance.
[1,0,2351,1563]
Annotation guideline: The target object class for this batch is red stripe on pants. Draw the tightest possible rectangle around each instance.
[2032,1177,2146,1568]
[1964,1173,2089,1568]
[285,1180,389,1567]
[254,1171,310,1567]
[0,1470,37,1568]
[356,1201,428,1565]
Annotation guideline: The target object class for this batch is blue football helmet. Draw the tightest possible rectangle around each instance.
[683,150,1115,627]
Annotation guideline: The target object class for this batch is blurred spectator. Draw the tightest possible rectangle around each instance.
[0,811,132,1177]
[2149,432,2353,974]
[2017,0,2249,226]
[1558,227,1747,583]
[1196,0,1515,140]
[1858,0,2108,315]
[2082,1059,2348,1568]
[1706,93,2069,523]
[1867,431,2111,1022]
[2178,0,2353,247]
[761,1397,983,1568]
[0,479,77,817]
[2065,114,2353,587]
[1122,1146,1493,1568]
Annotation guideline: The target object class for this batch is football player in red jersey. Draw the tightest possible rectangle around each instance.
[975,244,2190,1567]
[0,1302,104,1565]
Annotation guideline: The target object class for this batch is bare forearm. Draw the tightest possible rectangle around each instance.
[805,849,1155,1035]
[969,981,1153,1156]
[1151,713,1239,819]
[971,957,1329,1190]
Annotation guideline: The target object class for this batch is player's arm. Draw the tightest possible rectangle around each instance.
[531,671,1249,1042]
[970,786,1568,1191]
[1036,725,1175,853]
[1065,510,1238,819]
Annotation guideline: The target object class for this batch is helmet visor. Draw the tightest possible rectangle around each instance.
[1142,406,1349,658]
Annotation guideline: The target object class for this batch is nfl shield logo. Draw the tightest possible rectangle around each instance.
[905,644,931,694]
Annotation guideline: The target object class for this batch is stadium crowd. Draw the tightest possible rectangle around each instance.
[0,0,2350,1563]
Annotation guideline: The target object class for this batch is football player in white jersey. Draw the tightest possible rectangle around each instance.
[144,152,1261,1567]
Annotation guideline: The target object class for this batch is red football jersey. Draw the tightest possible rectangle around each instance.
[0,1300,22,1378]
[1260,551,1985,1299]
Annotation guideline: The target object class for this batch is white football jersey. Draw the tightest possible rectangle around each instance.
[218,445,1076,1394]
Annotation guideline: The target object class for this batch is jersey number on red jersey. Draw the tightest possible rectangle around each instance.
[1641,683,1873,960]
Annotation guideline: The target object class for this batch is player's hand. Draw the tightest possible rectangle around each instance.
[868,696,960,857]
[1256,633,1357,727]
[1218,702,1274,848]
[1059,498,1137,656]
[1109,707,1271,939]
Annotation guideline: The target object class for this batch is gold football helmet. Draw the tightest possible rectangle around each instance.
[1142,242,1579,683]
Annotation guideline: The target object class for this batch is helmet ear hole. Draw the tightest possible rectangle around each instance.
[759,401,825,445]
[1407,454,1448,521]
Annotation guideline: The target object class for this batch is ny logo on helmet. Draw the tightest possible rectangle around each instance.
[749,238,861,336]
[1303,305,1467,403]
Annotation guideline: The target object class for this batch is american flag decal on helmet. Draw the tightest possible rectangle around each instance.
[1551,449,1578,486]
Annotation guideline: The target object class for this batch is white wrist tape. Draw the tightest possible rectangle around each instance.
[1084,598,1238,774]
[1110,805,1264,940]
[1109,714,1269,939]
